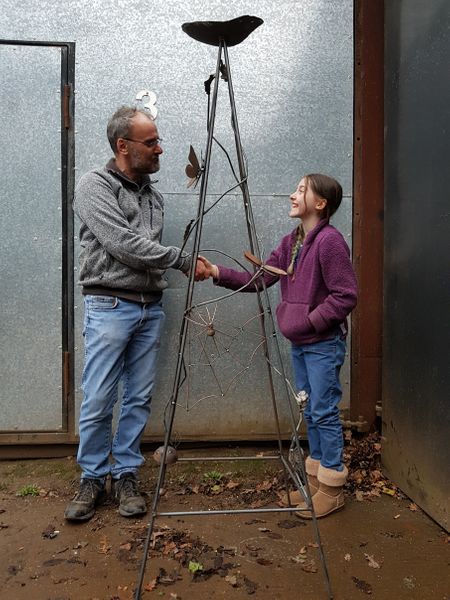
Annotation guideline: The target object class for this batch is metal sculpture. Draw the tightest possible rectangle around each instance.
[134,16,333,599]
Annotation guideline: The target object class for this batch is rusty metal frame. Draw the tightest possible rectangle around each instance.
[351,0,384,427]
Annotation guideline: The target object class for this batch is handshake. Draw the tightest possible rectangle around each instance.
[189,256,219,281]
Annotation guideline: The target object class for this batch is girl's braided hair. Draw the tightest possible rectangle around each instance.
[287,224,305,275]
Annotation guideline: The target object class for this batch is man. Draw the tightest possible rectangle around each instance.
[65,106,205,521]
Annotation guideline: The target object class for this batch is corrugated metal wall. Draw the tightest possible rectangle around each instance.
[0,0,353,442]
[383,0,450,531]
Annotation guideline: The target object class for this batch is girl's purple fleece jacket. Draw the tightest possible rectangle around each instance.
[214,219,358,346]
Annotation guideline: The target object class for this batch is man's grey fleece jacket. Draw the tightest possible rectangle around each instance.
[73,161,191,297]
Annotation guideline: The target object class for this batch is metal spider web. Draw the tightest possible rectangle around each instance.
[179,304,267,411]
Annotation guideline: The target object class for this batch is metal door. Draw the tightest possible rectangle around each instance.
[0,41,75,443]
[383,1,450,531]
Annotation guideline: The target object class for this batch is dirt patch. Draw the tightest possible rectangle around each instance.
[0,441,449,600]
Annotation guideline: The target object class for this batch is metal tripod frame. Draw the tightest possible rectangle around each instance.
[134,40,333,600]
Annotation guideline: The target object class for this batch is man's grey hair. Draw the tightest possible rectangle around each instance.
[107,106,153,153]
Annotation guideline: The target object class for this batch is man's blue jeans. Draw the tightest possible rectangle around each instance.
[77,295,165,481]
[291,335,346,471]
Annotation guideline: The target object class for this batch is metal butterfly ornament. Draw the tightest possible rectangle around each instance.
[185,145,203,188]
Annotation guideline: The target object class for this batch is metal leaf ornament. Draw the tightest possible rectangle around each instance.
[244,250,287,276]
[185,145,202,188]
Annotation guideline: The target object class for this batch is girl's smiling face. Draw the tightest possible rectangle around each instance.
[289,177,327,220]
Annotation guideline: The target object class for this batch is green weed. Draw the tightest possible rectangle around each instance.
[203,470,223,483]
[16,484,40,497]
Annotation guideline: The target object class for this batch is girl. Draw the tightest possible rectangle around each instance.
[199,174,358,518]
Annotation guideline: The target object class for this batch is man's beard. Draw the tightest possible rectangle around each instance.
[130,150,160,174]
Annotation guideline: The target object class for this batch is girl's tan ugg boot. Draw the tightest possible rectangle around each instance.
[279,456,320,506]
[296,464,348,519]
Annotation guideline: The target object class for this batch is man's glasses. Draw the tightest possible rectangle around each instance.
[122,137,163,148]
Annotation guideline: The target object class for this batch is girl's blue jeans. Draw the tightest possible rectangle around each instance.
[77,295,165,481]
[291,334,346,471]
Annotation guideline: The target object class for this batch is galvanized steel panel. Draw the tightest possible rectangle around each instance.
[0,44,63,430]
[3,0,353,438]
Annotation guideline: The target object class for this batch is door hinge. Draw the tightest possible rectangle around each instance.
[63,351,71,401]
[63,84,72,129]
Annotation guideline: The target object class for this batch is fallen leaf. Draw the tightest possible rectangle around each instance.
[301,560,318,573]
[381,487,396,496]
[158,567,177,585]
[355,490,364,502]
[221,546,237,556]
[119,542,132,551]
[225,574,238,587]
[226,481,240,490]
[352,576,373,594]
[403,576,416,589]
[278,519,302,529]
[408,503,418,512]
[42,558,65,567]
[151,530,167,548]
[380,531,403,539]
[256,480,273,491]
[42,524,59,539]
[350,469,363,483]
[364,553,381,569]
[290,554,306,564]
[144,579,157,591]
[7,564,22,575]
[163,541,178,555]
[370,470,383,482]
[243,576,258,594]
[344,553,351,561]
[394,514,401,519]
[98,535,111,554]
[245,519,266,525]
[250,499,271,508]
